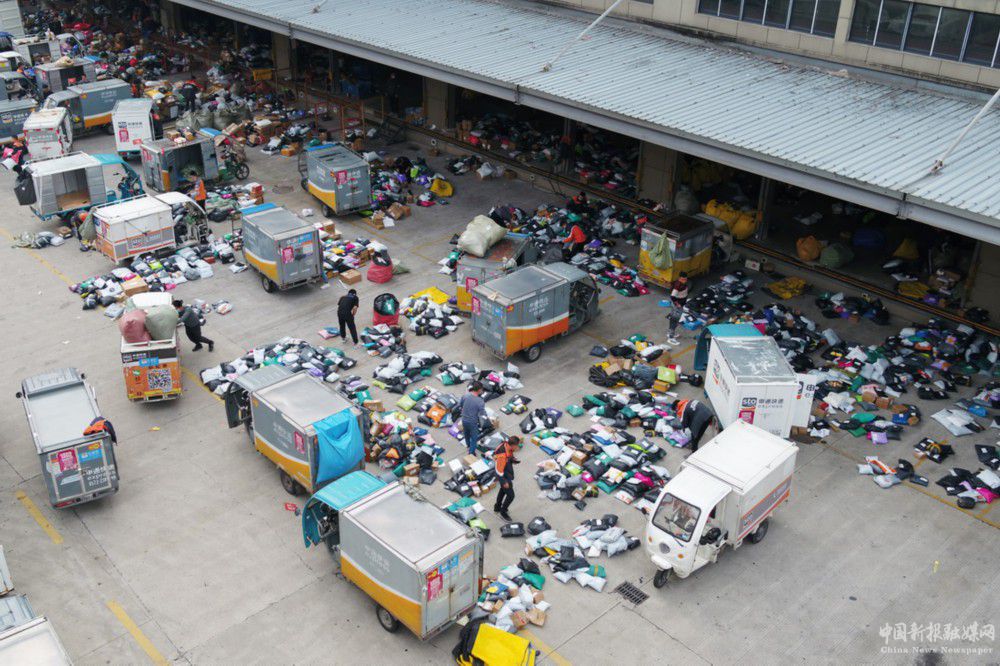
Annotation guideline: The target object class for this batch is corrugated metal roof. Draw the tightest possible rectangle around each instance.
[186,0,1000,228]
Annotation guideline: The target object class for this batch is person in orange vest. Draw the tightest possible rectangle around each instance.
[192,177,207,210]
[672,398,716,452]
[492,435,522,521]
[560,219,589,261]
[83,417,117,444]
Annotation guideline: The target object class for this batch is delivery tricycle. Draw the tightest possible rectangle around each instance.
[0,70,36,101]
[298,142,371,217]
[118,293,183,402]
[302,472,485,640]
[224,365,367,494]
[240,203,324,292]
[646,420,797,587]
[140,134,219,193]
[22,107,72,159]
[455,232,538,313]
[112,98,162,159]
[92,191,208,263]
[637,213,714,288]
[16,367,120,509]
[12,34,59,66]
[19,151,143,221]
[34,58,96,94]
[44,79,131,135]
[471,262,599,362]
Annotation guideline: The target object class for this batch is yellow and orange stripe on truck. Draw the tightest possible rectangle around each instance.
[307,181,337,210]
[253,431,313,491]
[505,314,569,356]
[341,553,423,635]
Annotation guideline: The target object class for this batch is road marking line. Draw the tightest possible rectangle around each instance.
[0,226,75,287]
[598,294,615,305]
[15,490,63,544]
[106,601,169,666]
[180,366,222,402]
[521,628,572,666]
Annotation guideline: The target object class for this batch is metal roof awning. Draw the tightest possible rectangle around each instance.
[171,0,1000,244]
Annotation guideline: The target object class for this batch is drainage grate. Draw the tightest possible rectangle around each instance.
[614,582,648,605]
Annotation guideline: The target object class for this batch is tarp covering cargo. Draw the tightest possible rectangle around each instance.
[313,409,365,489]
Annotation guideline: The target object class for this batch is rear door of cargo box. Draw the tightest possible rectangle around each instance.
[41,436,116,506]
[471,292,506,356]
[275,229,321,285]
[422,540,478,637]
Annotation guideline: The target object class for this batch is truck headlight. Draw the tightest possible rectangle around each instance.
[659,542,670,554]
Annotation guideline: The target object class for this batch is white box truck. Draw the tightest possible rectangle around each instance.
[112,98,159,158]
[22,107,72,159]
[645,420,798,587]
[704,334,808,438]
[92,192,206,263]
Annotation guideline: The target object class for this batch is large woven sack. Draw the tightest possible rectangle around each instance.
[819,243,855,269]
[144,305,179,341]
[796,236,821,262]
[118,309,151,343]
[457,215,506,257]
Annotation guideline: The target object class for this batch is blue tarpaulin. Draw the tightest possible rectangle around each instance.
[313,409,364,489]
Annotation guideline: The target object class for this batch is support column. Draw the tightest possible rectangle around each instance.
[967,241,999,309]
[233,20,241,50]
[272,33,292,73]
[637,142,678,205]
[160,0,180,32]
[423,78,455,129]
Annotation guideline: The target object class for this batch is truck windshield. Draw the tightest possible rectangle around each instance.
[652,493,701,543]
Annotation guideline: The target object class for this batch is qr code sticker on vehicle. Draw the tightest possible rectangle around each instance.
[147,368,173,392]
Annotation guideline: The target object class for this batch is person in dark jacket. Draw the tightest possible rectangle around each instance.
[673,398,716,452]
[173,299,214,352]
[337,289,359,344]
[492,435,522,521]
[458,382,487,456]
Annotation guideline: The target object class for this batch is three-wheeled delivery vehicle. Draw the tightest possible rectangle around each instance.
[19,151,143,221]
[44,79,131,135]
[455,233,538,313]
[637,213,714,288]
[140,134,219,192]
[646,420,797,588]
[303,472,485,639]
[0,98,37,145]
[13,34,60,66]
[0,50,28,73]
[298,142,371,217]
[0,616,72,665]
[704,333,810,439]
[241,203,324,293]
[119,293,182,402]
[22,107,72,159]
[92,191,207,263]
[0,71,36,101]
[16,368,120,509]
[225,365,367,495]
[34,58,96,94]
[471,262,599,362]
[112,98,161,158]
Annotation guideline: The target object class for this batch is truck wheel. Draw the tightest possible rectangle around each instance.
[376,605,400,633]
[300,177,308,191]
[749,518,769,544]
[653,569,670,589]
[244,421,255,446]
[103,124,115,135]
[261,274,276,293]
[322,204,334,218]
[522,344,542,363]
[280,470,304,496]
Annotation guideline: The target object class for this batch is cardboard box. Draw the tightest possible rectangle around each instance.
[652,380,670,393]
[280,145,301,157]
[367,211,386,230]
[512,611,529,629]
[570,450,587,466]
[388,202,410,220]
[527,609,546,626]
[339,269,362,285]
[462,454,478,467]
[121,276,149,297]
[363,399,384,412]
[403,463,419,477]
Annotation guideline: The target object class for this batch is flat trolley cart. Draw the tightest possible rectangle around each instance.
[303,472,485,640]
[16,368,119,508]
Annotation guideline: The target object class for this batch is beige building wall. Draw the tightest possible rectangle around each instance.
[543,0,1000,89]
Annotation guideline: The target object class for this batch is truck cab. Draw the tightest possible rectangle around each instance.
[646,420,798,587]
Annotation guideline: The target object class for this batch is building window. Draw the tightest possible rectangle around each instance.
[699,0,839,37]
[850,0,1000,67]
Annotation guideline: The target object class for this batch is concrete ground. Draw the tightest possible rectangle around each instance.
[0,129,997,666]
